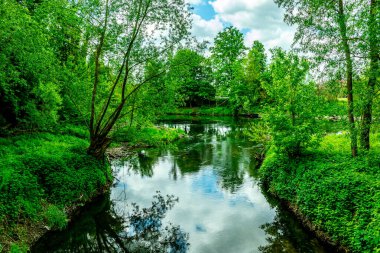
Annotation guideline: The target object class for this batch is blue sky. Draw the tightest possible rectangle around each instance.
[186,0,296,52]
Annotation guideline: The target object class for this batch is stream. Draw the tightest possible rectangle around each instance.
[32,116,328,253]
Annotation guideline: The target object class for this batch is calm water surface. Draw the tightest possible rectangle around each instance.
[33,117,327,253]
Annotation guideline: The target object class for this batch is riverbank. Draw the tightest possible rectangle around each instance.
[0,124,185,252]
[108,125,186,158]
[167,106,260,117]
[0,127,112,252]
[259,133,380,253]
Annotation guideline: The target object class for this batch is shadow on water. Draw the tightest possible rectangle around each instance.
[32,192,189,253]
[33,116,329,253]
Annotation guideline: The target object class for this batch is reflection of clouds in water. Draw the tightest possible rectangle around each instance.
[191,168,224,199]
[111,152,276,253]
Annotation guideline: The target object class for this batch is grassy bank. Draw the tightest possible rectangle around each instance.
[260,133,380,252]
[0,127,112,252]
[167,106,235,116]
[112,125,186,147]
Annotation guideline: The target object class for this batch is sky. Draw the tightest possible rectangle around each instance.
[186,0,296,52]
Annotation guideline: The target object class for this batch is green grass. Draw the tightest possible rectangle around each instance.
[112,125,186,147]
[0,128,111,252]
[260,132,380,252]
[167,106,235,116]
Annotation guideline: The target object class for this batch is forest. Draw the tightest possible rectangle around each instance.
[0,0,379,252]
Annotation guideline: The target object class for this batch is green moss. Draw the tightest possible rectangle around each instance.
[260,133,380,252]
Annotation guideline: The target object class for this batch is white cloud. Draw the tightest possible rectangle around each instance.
[191,14,224,43]
[207,0,295,51]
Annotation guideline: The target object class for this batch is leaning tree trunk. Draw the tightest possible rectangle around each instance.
[338,0,358,157]
[360,0,379,150]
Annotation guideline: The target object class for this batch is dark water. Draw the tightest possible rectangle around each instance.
[33,117,327,253]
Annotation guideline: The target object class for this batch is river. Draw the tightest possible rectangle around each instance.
[32,116,328,253]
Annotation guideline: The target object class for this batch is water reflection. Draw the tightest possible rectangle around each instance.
[32,193,188,253]
[34,117,327,253]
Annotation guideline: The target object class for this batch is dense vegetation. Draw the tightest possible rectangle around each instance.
[0,127,111,251]
[0,0,378,252]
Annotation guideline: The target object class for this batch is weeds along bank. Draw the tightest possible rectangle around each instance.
[259,133,380,253]
[0,126,112,252]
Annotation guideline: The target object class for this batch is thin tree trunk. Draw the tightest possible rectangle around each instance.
[338,0,358,157]
[360,0,379,150]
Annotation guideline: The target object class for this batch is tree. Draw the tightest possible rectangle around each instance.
[0,0,61,129]
[264,49,320,157]
[233,40,268,112]
[275,0,359,156]
[82,0,191,159]
[211,26,246,97]
[360,0,379,150]
[168,49,215,107]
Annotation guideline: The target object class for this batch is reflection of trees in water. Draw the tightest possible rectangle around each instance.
[122,121,258,194]
[123,151,160,178]
[258,208,325,253]
[213,137,245,193]
[167,122,256,193]
[32,193,189,253]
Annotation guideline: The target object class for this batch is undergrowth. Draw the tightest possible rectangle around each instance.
[112,125,186,147]
[0,128,111,252]
[260,132,380,252]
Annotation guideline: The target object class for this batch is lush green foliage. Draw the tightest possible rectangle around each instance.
[260,133,380,253]
[263,48,321,157]
[211,26,246,97]
[0,129,110,250]
[0,0,61,128]
[113,125,186,147]
[167,106,235,116]
[0,0,379,251]
[168,49,215,107]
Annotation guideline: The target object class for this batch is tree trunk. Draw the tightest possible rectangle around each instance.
[338,0,358,157]
[360,0,379,150]
[87,136,112,161]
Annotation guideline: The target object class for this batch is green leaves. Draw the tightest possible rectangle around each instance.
[168,49,215,107]
[0,0,61,128]
[264,48,321,157]
[211,26,245,95]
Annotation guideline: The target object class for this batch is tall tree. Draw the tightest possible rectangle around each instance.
[168,49,215,107]
[211,26,245,97]
[84,0,191,159]
[275,0,359,156]
[360,0,380,150]
[242,40,267,106]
